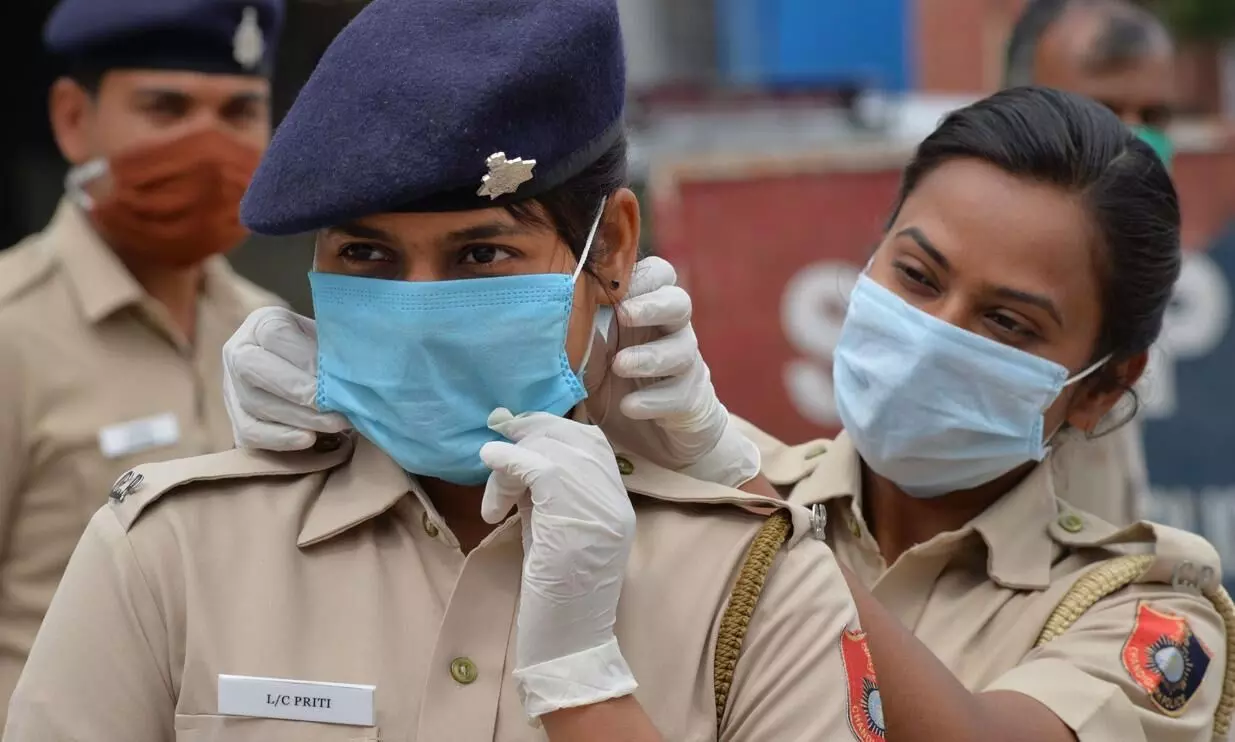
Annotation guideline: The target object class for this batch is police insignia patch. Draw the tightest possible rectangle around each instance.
[841,628,886,742]
[1122,601,1212,715]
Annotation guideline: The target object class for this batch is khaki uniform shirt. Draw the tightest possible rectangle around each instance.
[6,435,867,741]
[751,428,1229,742]
[1049,421,1149,526]
[0,200,281,720]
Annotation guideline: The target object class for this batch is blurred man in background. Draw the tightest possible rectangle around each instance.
[1001,0,1176,525]
[0,0,284,721]
[1008,0,1176,159]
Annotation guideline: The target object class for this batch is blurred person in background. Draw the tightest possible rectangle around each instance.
[0,0,284,721]
[1000,0,1177,525]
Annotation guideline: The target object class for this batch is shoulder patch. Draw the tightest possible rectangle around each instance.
[1122,601,1212,716]
[841,627,886,742]
[0,238,57,309]
[108,438,355,531]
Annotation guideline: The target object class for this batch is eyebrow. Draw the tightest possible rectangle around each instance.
[132,88,268,105]
[896,227,950,269]
[443,222,529,243]
[325,221,395,241]
[896,227,1064,327]
[992,286,1064,328]
[133,88,190,102]
[226,91,269,106]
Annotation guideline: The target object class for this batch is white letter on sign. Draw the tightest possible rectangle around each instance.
[780,262,860,427]
[1142,251,1231,419]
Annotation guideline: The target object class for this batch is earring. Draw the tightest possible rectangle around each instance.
[609,279,620,289]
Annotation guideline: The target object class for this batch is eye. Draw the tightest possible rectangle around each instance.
[460,244,515,266]
[141,95,189,123]
[985,311,1037,341]
[338,243,396,264]
[893,260,939,294]
[222,99,266,125]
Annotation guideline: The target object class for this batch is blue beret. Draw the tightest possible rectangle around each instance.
[44,0,284,76]
[240,0,626,236]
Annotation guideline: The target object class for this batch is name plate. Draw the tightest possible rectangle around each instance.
[98,412,180,459]
[217,674,376,726]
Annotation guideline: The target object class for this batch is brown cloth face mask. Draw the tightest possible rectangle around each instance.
[85,129,263,268]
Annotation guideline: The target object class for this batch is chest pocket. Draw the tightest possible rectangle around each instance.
[65,413,203,512]
[174,715,380,742]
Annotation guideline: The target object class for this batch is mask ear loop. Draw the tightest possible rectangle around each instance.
[573,196,610,379]
[1045,353,1116,449]
[571,195,608,284]
[64,159,109,211]
[1061,353,1113,388]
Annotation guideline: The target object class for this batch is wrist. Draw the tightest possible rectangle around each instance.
[513,637,638,718]
[676,416,761,487]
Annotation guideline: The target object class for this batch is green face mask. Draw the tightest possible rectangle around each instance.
[1132,125,1175,169]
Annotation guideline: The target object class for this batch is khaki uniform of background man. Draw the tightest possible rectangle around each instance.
[1004,0,1178,526]
[0,0,284,720]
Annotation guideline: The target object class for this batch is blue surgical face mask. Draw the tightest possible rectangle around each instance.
[311,198,608,485]
[832,274,1109,498]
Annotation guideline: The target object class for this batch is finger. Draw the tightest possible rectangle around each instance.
[481,469,524,524]
[612,328,699,379]
[617,285,692,332]
[230,343,320,408]
[251,309,320,371]
[487,408,585,443]
[479,441,553,523]
[619,376,694,420]
[233,417,317,452]
[626,257,678,298]
[239,385,352,434]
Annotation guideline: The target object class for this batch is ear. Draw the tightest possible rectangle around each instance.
[49,77,96,166]
[1065,351,1148,433]
[592,187,640,305]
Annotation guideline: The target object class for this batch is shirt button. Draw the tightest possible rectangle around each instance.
[314,433,344,452]
[422,511,440,539]
[450,657,478,685]
[615,455,635,476]
[1057,512,1085,533]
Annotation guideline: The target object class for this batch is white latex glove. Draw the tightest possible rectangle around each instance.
[479,408,637,718]
[610,257,761,487]
[222,306,350,451]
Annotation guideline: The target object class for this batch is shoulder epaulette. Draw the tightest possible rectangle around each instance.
[0,239,57,309]
[108,437,355,531]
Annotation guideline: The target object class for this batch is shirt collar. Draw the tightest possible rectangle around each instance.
[790,432,1058,590]
[297,432,815,548]
[298,437,411,547]
[48,198,249,328]
[49,199,145,324]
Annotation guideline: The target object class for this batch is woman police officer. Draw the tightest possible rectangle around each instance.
[219,86,1235,741]
[4,1,868,740]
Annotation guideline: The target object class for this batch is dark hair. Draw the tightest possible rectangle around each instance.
[888,87,1181,393]
[1004,0,1168,88]
[506,133,629,271]
[67,64,107,96]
